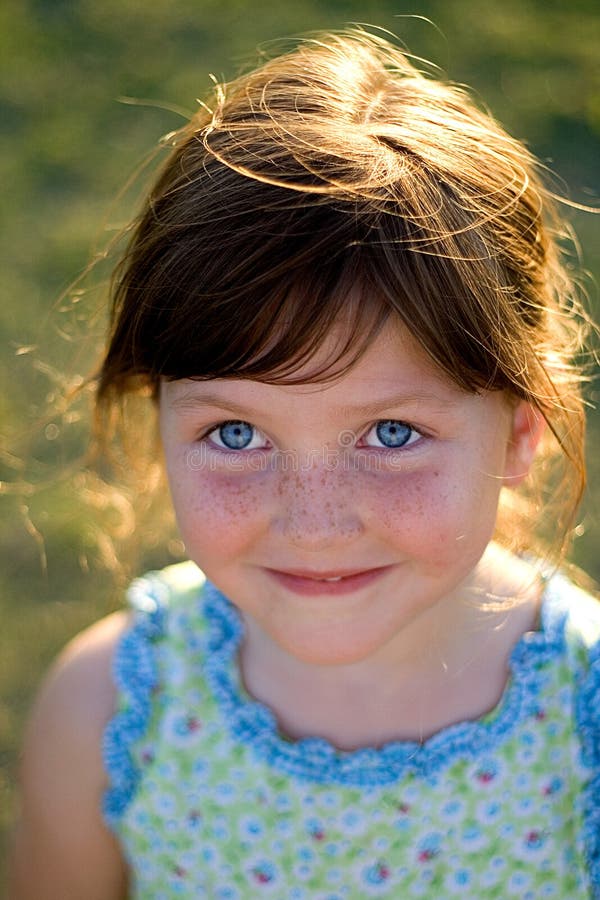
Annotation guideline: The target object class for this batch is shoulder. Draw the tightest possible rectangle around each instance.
[42,610,131,722]
[26,610,132,767]
[8,612,131,900]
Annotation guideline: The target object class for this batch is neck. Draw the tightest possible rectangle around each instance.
[239,547,541,749]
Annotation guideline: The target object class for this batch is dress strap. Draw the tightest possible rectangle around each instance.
[101,573,168,828]
[575,632,600,896]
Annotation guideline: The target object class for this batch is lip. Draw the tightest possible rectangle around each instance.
[266,565,393,596]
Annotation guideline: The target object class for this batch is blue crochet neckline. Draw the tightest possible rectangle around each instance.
[201,578,568,786]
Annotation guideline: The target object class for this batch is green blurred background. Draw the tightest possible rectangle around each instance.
[1,0,599,881]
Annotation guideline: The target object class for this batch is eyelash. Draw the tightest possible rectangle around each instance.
[200,419,425,453]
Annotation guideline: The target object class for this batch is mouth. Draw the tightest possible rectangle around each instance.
[265,565,393,596]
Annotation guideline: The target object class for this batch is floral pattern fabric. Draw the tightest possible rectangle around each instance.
[102,562,600,898]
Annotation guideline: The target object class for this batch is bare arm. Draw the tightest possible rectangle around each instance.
[7,612,131,900]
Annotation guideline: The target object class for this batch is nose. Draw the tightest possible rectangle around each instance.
[272,463,364,551]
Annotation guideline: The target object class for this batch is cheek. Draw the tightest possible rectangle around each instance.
[363,470,452,532]
[167,464,271,556]
[362,466,501,553]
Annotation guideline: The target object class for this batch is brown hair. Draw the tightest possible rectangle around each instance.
[96,28,589,564]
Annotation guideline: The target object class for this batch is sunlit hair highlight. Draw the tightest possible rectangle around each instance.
[95,28,590,566]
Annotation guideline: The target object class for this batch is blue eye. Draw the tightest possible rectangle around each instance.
[372,420,417,448]
[216,420,255,450]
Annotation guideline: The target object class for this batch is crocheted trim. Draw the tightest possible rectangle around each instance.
[575,636,600,896]
[102,574,168,828]
[202,578,569,786]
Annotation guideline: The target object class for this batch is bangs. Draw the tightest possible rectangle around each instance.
[146,232,395,387]
[102,166,534,398]
[102,183,402,392]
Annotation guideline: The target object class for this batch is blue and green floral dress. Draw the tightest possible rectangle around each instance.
[103,562,600,898]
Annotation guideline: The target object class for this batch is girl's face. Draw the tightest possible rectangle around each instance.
[159,320,539,667]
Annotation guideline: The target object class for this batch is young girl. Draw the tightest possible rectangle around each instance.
[9,28,600,900]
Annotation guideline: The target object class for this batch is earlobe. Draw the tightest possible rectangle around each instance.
[503,401,545,487]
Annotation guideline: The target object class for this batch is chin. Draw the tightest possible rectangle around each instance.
[279,632,383,668]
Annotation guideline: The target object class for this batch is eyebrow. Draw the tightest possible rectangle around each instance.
[168,388,461,418]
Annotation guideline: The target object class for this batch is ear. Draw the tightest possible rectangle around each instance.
[502,401,545,488]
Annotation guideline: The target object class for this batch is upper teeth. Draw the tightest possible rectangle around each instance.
[321,576,343,581]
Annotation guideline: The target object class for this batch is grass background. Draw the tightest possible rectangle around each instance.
[1,0,599,885]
